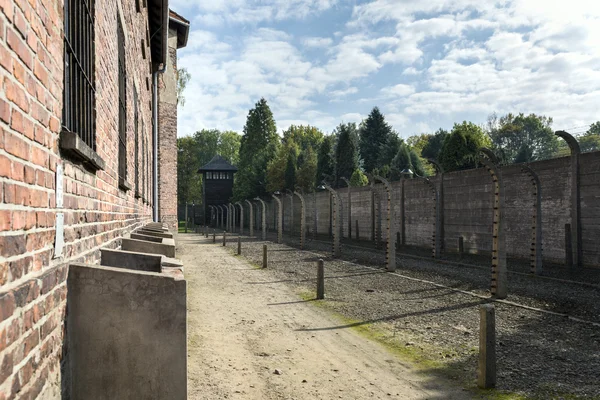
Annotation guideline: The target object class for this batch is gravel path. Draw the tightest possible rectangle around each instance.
[210,229,600,400]
[179,234,470,400]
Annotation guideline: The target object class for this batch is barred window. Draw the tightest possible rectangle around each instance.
[117,16,129,189]
[62,0,103,169]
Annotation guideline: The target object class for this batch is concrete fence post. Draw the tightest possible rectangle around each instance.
[521,165,543,275]
[255,198,267,241]
[245,200,254,237]
[556,131,582,267]
[341,177,352,240]
[262,244,268,268]
[316,259,325,300]
[478,304,496,389]
[271,194,283,244]
[374,175,396,271]
[322,183,340,258]
[480,148,507,299]
[236,202,244,236]
[294,191,306,250]
[237,235,241,255]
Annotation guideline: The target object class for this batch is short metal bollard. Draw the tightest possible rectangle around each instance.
[223,231,227,247]
[213,231,216,243]
[478,304,496,389]
[316,259,325,299]
[262,244,268,268]
[237,236,242,255]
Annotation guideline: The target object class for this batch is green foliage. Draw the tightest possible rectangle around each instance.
[389,143,425,180]
[486,113,558,163]
[350,169,368,187]
[421,129,449,161]
[177,129,241,206]
[234,98,279,200]
[296,147,318,191]
[176,68,191,107]
[360,107,393,172]
[579,121,600,153]
[439,121,489,172]
[334,123,360,187]
[284,151,297,190]
[316,135,335,185]
[378,132,403,169]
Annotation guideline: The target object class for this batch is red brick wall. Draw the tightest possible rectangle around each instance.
[0,0,165,397]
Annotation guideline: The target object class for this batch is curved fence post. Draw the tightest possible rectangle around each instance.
[294,190,306,250]
[245,200,253,237]
[556,130,581,267]
[520,165,543,275]
[480,148,507,299]
[427,159,445,256]
[365,173,377,244]
[341,177,352,239]
[254,198,267,241]
[374,175,396,271]
[271,194,283,244]
[286,189,294,236]
[322,183,341,257]
[236,202,244,235]
[417,177,438,258]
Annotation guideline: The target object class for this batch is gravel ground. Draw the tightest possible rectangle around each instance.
[206,229,600,400]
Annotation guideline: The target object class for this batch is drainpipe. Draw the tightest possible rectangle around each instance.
[152,64,166,222]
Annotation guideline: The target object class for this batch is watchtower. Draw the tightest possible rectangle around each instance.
[198,155,238,225]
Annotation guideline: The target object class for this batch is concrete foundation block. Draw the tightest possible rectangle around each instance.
[130,233,164,243]
[121,238,176,258]
[100,249,162,273]
[66,263,187,400]
[137,229,174,239]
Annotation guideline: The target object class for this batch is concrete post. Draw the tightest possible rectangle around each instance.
[237,235,241,255]
[294,191,306,250]
[478,304,496,389]
[556,131,582,267]
[400,179,406,246]
[368,174,375,242]
[341,177,352,239]
[565,224,573,267]
[420,178,438,258]
[374,175,396,272]
[245,200,254,237]
[185,202,188,233]
[236,202,244,236]
[521,165,543,275]
[271,194,283,244]
[323,183,340,258]
[480,149,507,299]
[287,190,294,236]
[316,259,325,300]
[222,231,226,247]
[262,244,268,268]
[255,198,267,241]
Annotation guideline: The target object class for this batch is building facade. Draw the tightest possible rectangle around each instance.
[0,0,187,397]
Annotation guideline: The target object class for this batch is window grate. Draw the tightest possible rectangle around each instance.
[117,16,127,185]
[62,0,96,150]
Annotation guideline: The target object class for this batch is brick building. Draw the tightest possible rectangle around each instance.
[0,0,188,397]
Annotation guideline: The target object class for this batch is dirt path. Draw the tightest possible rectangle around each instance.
[179,234,471,400]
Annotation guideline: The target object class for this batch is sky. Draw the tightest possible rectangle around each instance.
[171,0,600,139]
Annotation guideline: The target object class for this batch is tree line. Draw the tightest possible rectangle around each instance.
[177,97,600,205]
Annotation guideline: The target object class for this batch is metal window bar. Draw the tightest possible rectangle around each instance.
[117,17,127,183]
[62,0,96,150]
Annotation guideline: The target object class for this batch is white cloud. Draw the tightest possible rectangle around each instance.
[380,84,415,98]
[303,37,334,48]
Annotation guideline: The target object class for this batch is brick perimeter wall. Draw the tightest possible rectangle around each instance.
[0,0,177,397]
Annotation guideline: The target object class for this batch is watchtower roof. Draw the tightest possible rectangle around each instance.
[198,155,238,173]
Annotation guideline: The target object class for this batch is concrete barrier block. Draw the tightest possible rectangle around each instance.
[130,233,164,243]
[66,263,187,400]
[121,238,176,258]
[136,229,174,239]
[100,249,162,273]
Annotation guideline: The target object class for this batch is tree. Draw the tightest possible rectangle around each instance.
[486,113,559,163]
[579,122,600,153]
[360,107,393,172]
[421,128,449,160]
[218,131,241,165]
[389,142,425,180]
[316,135,335,185]
[378,132,403,169]
[177,68,191,106]
[296,147,318,191]
[284,151,297,190]
[350,169,368,186]
[439,121,489,172]
[334,123,360,187]
[234,98,279,200]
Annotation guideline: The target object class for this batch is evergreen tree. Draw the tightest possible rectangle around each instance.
[349,169,368,186]
[284,151,297,190]
[234,98,279,200]
[389,143,425,180]
[439,121,489,172]
[421,128,449,160]
[316,135,335,185]
[378,132,402,168]
[296,147,318,191]
[334,123,360,187]
[360,107,393,172]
